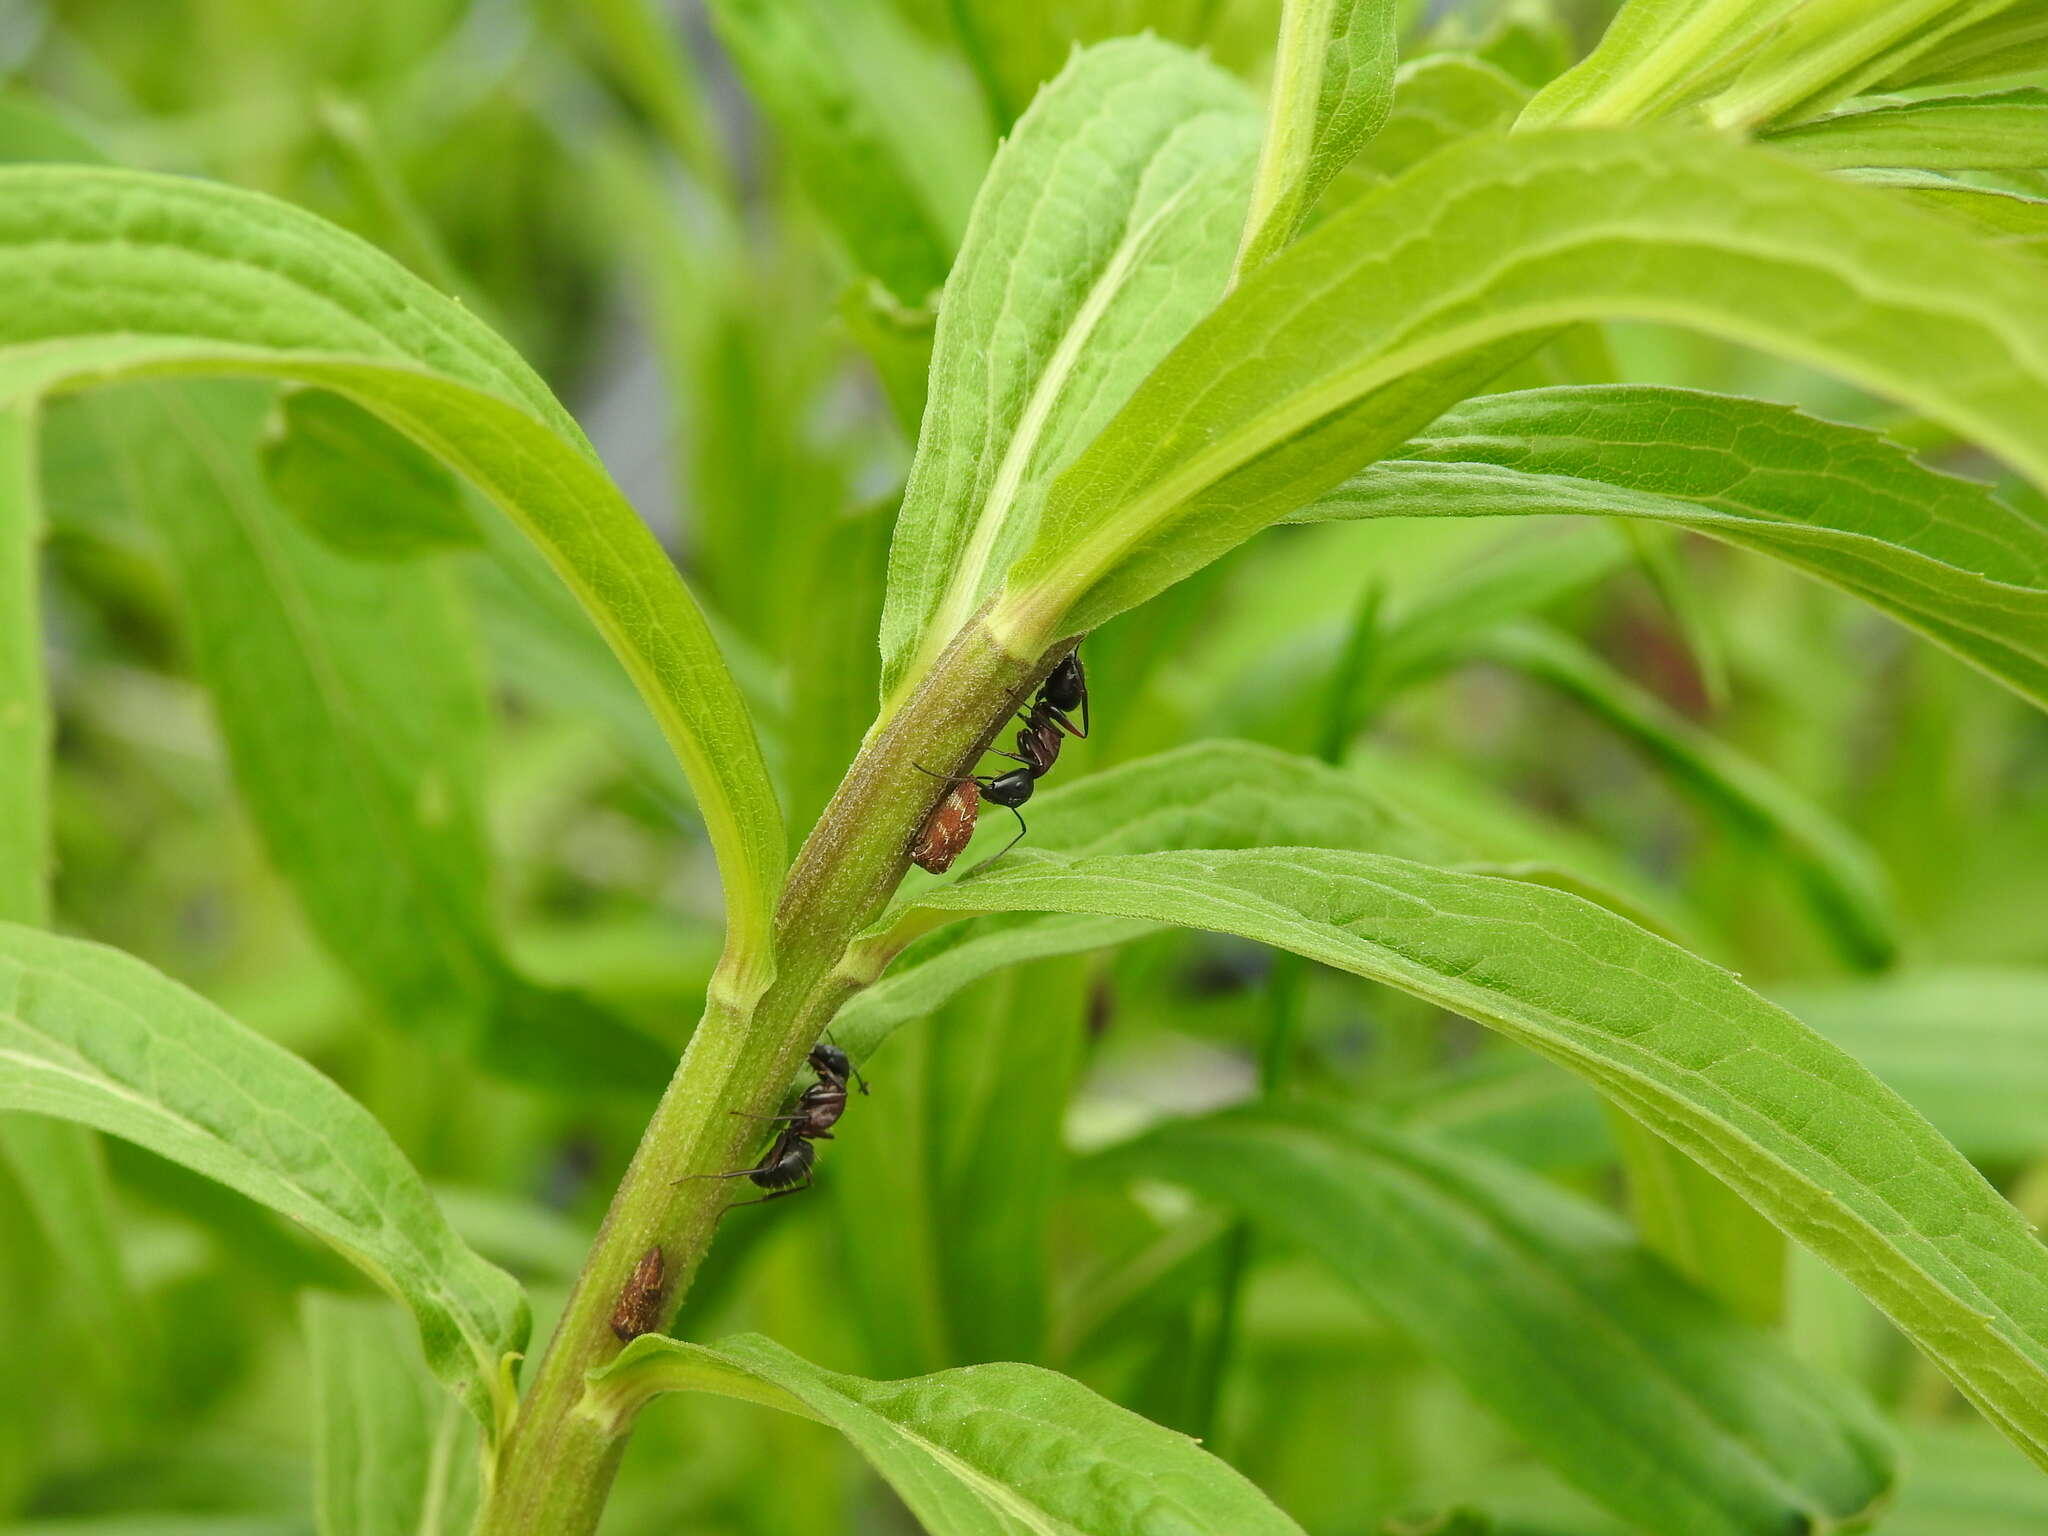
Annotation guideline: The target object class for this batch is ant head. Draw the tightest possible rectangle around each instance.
[811,1040,870,1094]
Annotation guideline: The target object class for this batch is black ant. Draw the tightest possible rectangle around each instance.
[909,648,1090,869]
[1036,650,1090,739]
[732,1041,867,1139]
[677,1041,868,1209]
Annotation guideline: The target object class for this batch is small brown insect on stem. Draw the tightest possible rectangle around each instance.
[608,1246,666,1342]
[910,779,980,873]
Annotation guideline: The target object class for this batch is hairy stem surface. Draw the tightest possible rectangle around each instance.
[478,616,1060,1532]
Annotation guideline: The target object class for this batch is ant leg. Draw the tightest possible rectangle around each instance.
[1043,700,1088,739]
[727,1170,815,1209]
[673,1166,765,1185]
[729,1108,801,1123]
[991,803,1028,861]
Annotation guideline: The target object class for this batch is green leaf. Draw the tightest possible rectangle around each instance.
[1005,736,1449,862]
[0,1523,309,1536]
[1764,88,2048,170]
[703,0,990,303]
[1235,0,1401,270]
[833,912,1153,1066]
[1702,0,2016,130]
[0,922,528,1432]
[261,389,482,560]
[1604,1104,1787,1327]
[587,1331,1309,1535]
[1102,1106,1893,1535]
[1347,741,1713,952]
[784,498,892,850]
[578,0,731,203]
[0,164,783,989]
[836,739,1450,1058]
[65,382,665,1092]
[1871,171,2048,259]
[462,506,690,807]
[1885,1423,2048,1534]
[1776,969,2048,1164]
[306,1292,479,1536]
[889,847,2048,1469]
[1295,384,2048,712]
[0,92,108,165]
[1479,624,1902,971]
[0,398,145,1391]
[1353,53,1528,179]
[1516,0,1802,127]
[995,127,2048,658]
[0,401,43,924]
[0,1115,146,1389]
[934,0,1233,130]
[1878,3,2048,90]
[879,38,1259,710]
[1362,522,1629,707]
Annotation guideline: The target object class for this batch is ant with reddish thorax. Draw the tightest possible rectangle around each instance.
[909,648,1089,873]
[677,1041,868,1209]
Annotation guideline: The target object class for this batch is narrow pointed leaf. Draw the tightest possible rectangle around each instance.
[63,382,666,1092]
[1700,0,1998,130]
[588,1331,1307,1535]
[1480,624,1902,970]
[1517,0,1802,126]
[1294,384,2048,711]
[1347,741,1711,950]
[1874,171,2048,259]
[1236,0,1401,269]
[0,401,43,922]
[1364,522,1629,705]
[261,388,482,560]
[0,399,143,1383]
[836,740,1448,1059]
[1103,1106,1894,1535]
[0,164,783,981]
[879,39,1259,709]
[1878,5,2048,89]
[890,847,2048,1468]
[0,923,528,1430]
[1776,970,2048,1164]
[306,1292,480,1536]
[1356,54,1527,178]
[0,1115,143,1385]
[704,0,989,303]
[1764,88,2048,170]
[997,129,2048,654]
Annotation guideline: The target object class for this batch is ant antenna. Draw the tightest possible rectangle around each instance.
[824,1027,869,1094]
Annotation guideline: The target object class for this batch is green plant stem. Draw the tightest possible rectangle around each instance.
[478,617,1061,1534]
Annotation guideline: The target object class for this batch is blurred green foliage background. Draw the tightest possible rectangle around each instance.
[3,0,2047,1531]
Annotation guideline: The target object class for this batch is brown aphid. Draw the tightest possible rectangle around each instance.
[609,1245,666,1342]
[909,779,979,874]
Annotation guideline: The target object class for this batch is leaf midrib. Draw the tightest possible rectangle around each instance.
[0,953,503,1372]
[1222,1117,1864,1526]
[923,854,2048,1385]
[1012,179,2048,638]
